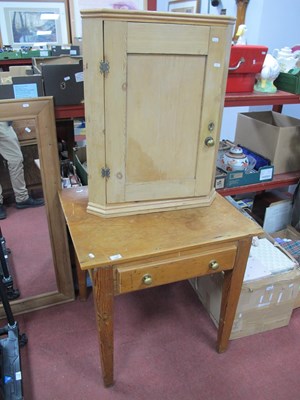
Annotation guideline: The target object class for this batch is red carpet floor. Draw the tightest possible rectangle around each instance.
[16,281,300,400]
[0,204,56,299]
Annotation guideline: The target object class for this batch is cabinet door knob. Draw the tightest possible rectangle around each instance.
[209,260,219,270]
[142,274,153,285]
[205,136,215,147]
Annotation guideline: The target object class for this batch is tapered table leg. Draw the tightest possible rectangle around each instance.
[75,253,88,301]
[217,237,252,353]
[93,266,114,387]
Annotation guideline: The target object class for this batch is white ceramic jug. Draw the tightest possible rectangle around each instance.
[273,47,297,72]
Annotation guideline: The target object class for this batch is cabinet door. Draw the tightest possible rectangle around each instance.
[104,21,228,204]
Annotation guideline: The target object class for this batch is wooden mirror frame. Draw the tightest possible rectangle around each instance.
[0,97,74,318]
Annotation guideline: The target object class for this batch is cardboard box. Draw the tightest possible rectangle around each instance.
[190,236,300,339]
[41,61,84,106]
[214,168,226,189]
[235,112,300,174]
[32,55,83,74]
[271,224,300,242]
[190,269,300,339]
[221,166,274,188]
[252,190,293,233]
[50,45,80,56]
[226,45,268,93]
[21,49,52,58]
[74,146,88,186]
[271,225,300,308]
[8,66,33,76]
[216,141,274,188]
[0,75,44,100]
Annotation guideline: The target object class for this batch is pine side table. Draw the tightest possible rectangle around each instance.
[59,187,262,387]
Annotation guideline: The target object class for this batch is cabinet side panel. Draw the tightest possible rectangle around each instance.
[82,18,106,205]
[195,25,233,196]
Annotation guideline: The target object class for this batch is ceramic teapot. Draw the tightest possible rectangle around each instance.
[221,146,249,172]
[273,46,294,58]
[272,47,297,72]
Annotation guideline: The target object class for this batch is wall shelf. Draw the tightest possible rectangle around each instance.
[217,171,300,197]
[219,90,300,196]
[224,90,300,109]
[1,54,298,197]
[52,90,300,197]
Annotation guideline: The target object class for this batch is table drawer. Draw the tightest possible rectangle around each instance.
[116,243,237,294]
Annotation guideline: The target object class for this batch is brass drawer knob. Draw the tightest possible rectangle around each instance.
[142,274,153,285]
[209,260,219,270]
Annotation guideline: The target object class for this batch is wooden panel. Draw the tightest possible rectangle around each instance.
[81,10,235,28]
[60,187,263,270]
[12,119,36,143]
[123,54,205,201]
[105,21,128,204]
[116,243,237,293]
[195,25,233,196]
[82,18,106,206]
[127,23,209,54]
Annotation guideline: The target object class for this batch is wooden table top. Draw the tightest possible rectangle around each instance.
[59,187,262,270]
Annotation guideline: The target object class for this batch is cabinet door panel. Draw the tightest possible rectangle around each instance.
[125,54,205,201]
[104,21,221,204]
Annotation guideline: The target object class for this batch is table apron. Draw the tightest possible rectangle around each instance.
[115,243,238,294]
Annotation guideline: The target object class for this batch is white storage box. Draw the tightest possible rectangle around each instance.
[190,236,300,339]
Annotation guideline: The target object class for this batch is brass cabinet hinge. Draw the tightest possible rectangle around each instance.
[101,167,110,179]
[99,60,110,75]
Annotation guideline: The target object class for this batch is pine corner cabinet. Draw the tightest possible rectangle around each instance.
[82,10,235,217]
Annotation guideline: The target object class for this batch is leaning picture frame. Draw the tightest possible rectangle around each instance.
[0,1,70,47]
[69,0,147,41]
[168,0,200,13]
[0,97,75,318]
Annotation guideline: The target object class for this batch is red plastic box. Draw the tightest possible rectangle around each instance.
[226,45,268,93]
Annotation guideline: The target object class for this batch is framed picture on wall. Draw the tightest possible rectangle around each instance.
[0,1,70,47]
[168,0,200,13]
[69,0,147,41]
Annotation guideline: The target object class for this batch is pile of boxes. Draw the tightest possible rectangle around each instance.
[190,212,300,339]
[0,65,43,100]
[0,43,83,105]
[216,110,300,189]
[0,44,80,60]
